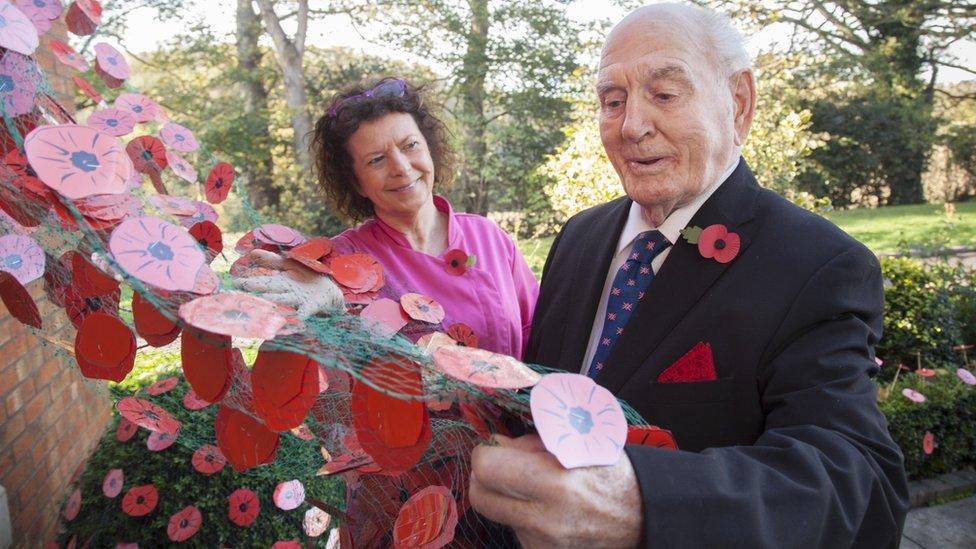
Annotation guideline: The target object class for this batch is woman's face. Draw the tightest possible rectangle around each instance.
[345,112,436,220]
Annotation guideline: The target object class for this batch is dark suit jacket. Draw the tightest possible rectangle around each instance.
[525,160,909,548]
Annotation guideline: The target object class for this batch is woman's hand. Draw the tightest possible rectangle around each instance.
[234,249,345,318]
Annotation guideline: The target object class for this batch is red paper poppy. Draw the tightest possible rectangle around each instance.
[182,389,211,411]
[626,425,678,450]
[167,505,202,542]
[444,249,468,276]
[204,162,234,203]
[252,347,319,431]
[102,468,123,498]
[273,479,305,511]
[74,312,135,382]
[271,542,301,549]
[188,220,223,262]
[72,76,102,103]
[352,355,431,472]
[433,345,541,390]
[115,418,137,442]
[228,487,260,527]
[215,405,280,472]
[0,270,41,328]
[49,39,90,72]
[125,135,167,175]
[116,397,181,435]
[63,488,81,521]
[460,402,505,439]
[62,284,121,329]
[121,484,158,517]
[446,323,478,348]
[65,0,101,36]
[393,485,458,549]
[330,253,384,293]
[916,368,936,378]
[179,292,287,340]
[147,429,177,452]
[95,62,124,90]
[697,224,740,264]
[192,444,226,475]
[131,291,181,347]
[180,329,233,403]
[146,376,179,396]
[284,237,334,274]
[401,293,445,324]
[922,431,935,455]
[67,251,119,298]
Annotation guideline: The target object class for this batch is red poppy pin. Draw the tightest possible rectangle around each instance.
[444,248,476,275]
[680,224,741,264]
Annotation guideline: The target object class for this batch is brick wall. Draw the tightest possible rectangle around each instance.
[0,20,113,547]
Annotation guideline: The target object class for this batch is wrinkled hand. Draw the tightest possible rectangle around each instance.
[470,434,643,548]
[234,249,344,318]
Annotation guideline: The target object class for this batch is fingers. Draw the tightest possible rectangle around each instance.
[234,276,295,294]
[260,292,303,308]
[469,469,539,529]
[491,434,547,453]
[247,249,287,269]
[470,441,558,501]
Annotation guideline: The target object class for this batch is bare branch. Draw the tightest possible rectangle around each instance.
[296,0,309,58]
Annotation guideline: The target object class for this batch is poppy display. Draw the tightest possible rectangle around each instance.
[93,42,129,84]
[125,136,167,174]
[24,124,130,200]
[147,430,177,451]
[204,162,234,204]
[923,432,935,455]
[360,298,409,338]
[131,291,180,347]
[0,270,41,328]
[401,293,445,324]
[0,234,44,284]
[166,150,197,183]
[182,389,211,411]
[49,39,89,72]
[86,108,135,137]
[0,52,40,116]
[958,368,976,385]
[253,223,305,247]
[166,505,202,542]
[902,388,927,403]
[121,484,158,517]
[191,444,226,475]
[251,347,319,431]
[61,285,121,328]
[180,328,233,403]
[72,76,102,103]
[214,405,280,472]
[67,251,119,298]
[626,425,678,450]
[227,488,260,527]
[303,507,331,537]
[114,93,160,123]
[330,253,384,294]
[74,312,135,382]
[393,485,458,549]
[65,0,102,36]
[116,397,180,435]
[101,468,123,498]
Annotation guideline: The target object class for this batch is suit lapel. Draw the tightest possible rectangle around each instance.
[596,160,762,394]
[554,196,631,373]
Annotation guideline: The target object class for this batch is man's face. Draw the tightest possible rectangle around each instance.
[597,18,740,218]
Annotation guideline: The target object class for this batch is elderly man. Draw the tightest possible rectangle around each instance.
[469,3,909,547]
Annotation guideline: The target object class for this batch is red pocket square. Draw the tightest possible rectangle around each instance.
[656,341,717,383]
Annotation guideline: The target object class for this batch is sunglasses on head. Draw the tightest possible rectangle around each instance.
[327,79,407,118]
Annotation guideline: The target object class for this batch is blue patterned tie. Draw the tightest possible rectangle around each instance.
[587,230,671,378]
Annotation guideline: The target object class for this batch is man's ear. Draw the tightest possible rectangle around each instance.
[730,69,756,147]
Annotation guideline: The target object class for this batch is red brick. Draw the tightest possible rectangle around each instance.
[0,411,26,448]
[21,388,49,427]
[1,456,34,493]
[11,429,36,461]
[0,332,31,364]
[0,366,23,396]
[3,378,35,416]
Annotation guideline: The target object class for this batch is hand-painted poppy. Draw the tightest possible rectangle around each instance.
[284,236,334,274]
[147,430,177,451]
[146,193,195,216]
[0,52,40,116]
[228,488,259,527]
[401,293,445,324]
[330,253,383,293]
[49,39,89,72]
[626,425,678,450]
[432,345,541,390]
[72,76,102,103]
[160,122,198,152]
[167,505,202,542]
[251,347,319,431]
[0,4,38,56]
[67,250,119,298]
[188,221,223,262]
[273,479,305,511]
[63,488,81,521]
[902,388,926,403]
[145,376,179,396]
[114,93,160,123]
[121,484,158,517]
[24,124,130,200]
[115,418,137,442]
[180,329,233,403]
[109,216,207,292]
[73,192,138,223]
[65,0,102,36]
[191,444,226,475]
[165,150,197,183]
[360,298,409,338]
[215,404,280,472]
[179,292,287,340]
[303,507,331,537]
[697,224,741,264]
[393,485,458,549]
[923,431,935,455]
[74,313,135,382]
[86,108,135,137]
[0,270,41,328]
[116,397,180,435]
[61,286,120,329]
[102,468,123,498]
[0,234,44,284]
[93,43,129,81]
[444,248,468,276]
[446,323,478,348]
[253,223,305,247]
[132,291,181,347]
[182,389,211,411]
[204,162,234,204]
[15,0,54,35]
[958,368,976,385]
[916,368,936,378]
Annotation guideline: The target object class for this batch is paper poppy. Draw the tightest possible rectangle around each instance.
[0,234,43,284]
[393,485,458,549]
[204,162,234,204]
[131,291,181,347]
[192,444,226,475]
[433,345,541,390]
[72,75,102,103]
[179,292,287,340]
[66,250,119,298]
[531,373,628,469]
[2,271,43,329]
[62,488,81,521]
[188,220,222,261]
[360,298,409,338]
[24,124,130,199]
[165,150,197,183]
[160,122,198,152]
[0,51,40,116]
[93,43,129,81]
[146,193,195,216]
[86,108,135,137]
[121,484,158,517]
[444,248,468,276]
[65,0,101,36]
[273,479,305,511]
[401,293,445,324]
[446,323,478,348]
[282,236,333,274]
[957,368,976,385]
[74,312,135,382]
[109,216,207,292]
[182,389,211,410]
[15,1,51,35]
[115,93,160,123]
[290,423,314,441]
[102,468,123,498]
[303,507,331,537]
[176,201,218,229]
[0,2,38,55]
[167,505,202,542]
[272,542,301,549]
[116,397,181,435]
[251,347,319,431]
[215,405,280,472]
[126,136,167,175]
[697,224,740,264]
[146,376,179,396]
[330,253,383,294]
[115,418,137,442]
[228,488,260,527]
[253,223,305,247]
[626,425,678,450]
[74,192,137,223]
[916,368,936,378]
[61,286,120,328]
[180,329,233,403]
[901,388,926,403]
[147,430,177,451]
[923,431,935,455]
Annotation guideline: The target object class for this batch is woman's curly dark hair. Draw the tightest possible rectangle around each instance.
[310,78,455,223]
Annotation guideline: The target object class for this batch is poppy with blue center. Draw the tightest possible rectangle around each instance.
[568,406,594,434]
[70,150,99,172]
[3,254,21,270]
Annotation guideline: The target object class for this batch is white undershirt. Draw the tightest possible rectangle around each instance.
[579,159,740,374]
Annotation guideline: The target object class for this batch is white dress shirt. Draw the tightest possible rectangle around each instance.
[580,160,740,374]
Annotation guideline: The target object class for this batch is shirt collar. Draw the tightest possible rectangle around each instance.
[373,195,458,250]
[615,158,740,255]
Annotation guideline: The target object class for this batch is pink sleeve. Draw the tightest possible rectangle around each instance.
[510,238,539,360]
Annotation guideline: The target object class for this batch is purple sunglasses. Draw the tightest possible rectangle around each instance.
[327,79,407,118]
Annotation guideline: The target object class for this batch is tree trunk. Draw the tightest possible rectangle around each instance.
[458,0,490,215]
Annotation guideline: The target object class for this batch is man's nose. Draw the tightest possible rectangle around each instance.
[621,100,658,142]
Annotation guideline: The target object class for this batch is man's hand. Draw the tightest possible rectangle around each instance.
[470,434,643,548]
[234,249,345,318]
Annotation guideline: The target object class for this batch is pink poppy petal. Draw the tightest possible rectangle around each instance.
[0,3,39,55]
[108,216,206,291]
[160,122,199,152]
[957,368,976,385]
[24,124,130,199]
[0,51,40,116]
[901,388,927,403]
[0,234,44,284]
[87,108,136,137]
[93,42,129,80]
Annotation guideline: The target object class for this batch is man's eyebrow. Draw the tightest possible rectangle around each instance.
[642,64,693,85]
[595,78,620,96]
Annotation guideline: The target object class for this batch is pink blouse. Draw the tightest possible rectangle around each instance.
[331,196,539,359]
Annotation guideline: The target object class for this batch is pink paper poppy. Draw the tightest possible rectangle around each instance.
[108,216,206,291]
[93,42,129,80]
[72,76,101,103]
[87,108,135,137]
[228,488,260,526]
[167,505,202,542]
[114,93,160,123]
[530,373,628,469]
[116,396,181,435]
[916,368,936,378]
[49,40,89,72]
[698,224,741,264]
[923,431,935,455]
[401,292,445,324]
[273,479,305,511]
[0,51,40,116]
[192,444,226,474]
[254,223,305,247]
[66,0,101,35]
[178,292,287,339]
[145,376,179,395]
[24,124,130,199]
[175,201,217,229]
[147,430,177,451]
[0,234,44,284]
[433,345,541,389]
[13,0,55,36]
[166,150,197,183]
[957,368,976,385]
[303,507,331,537]
[160,122,199,152]
[63,488,81,520]
[360,297,409,338]
[115,418,137,441]
[0,2,39,55]
[102,468,123,498]
[182,389,211,410]
[17,0,61,19]
[147,193,196,215]
[901,388,927,403]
